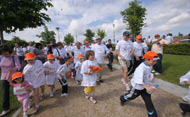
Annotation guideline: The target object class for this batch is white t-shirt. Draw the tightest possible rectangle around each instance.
[131,62,153,90]
[133,42,143,57]
[165,36,173,43]
[27,46,35,52]
[53,48,67,58]
[14,47,24,56]
[43,47,48,55]
[56,64,71,80]
[71,47,85,63]
[81,60,98,86]
[180,71,190,85]
[91,43,110,64]
[23,60,45,88]
[116,40,134,60]
[84,46,91,54]
[75,61,83,81]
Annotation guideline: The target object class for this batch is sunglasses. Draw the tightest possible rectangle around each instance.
[26,59,34,61]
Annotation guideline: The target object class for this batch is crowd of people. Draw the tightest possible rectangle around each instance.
[0,31,189,117]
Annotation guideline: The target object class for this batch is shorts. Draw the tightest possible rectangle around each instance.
[119,59,130,67]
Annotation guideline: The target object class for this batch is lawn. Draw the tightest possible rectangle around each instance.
[0,82,20,117]
[156,54,190,88]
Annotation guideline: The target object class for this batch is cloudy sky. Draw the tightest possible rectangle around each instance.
[4,0,190,43]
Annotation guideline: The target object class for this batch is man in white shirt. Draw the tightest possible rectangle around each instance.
[27,43,35,52]
[91,36,110,84]
[83,41,91,54]
[165,33,173,43]
[147,35,153,44]
[115,31,135,91]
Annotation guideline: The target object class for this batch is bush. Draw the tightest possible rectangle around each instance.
[148,44,190,55]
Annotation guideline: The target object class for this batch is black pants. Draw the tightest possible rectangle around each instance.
[153,54,162,73]
[1,80,10,111]
[107,54,113,71]
[59,79,68,94]
[120,88,157,117]
[128,57,143,76]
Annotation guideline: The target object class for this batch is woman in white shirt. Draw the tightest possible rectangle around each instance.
[53,42,67,65]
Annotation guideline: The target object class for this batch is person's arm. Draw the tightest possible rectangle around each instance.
[115,43,125,60]
[6,72,11,82]
[185,81,190,85]
[152,39,161,44]
[104,45,110,57]
[141,84,155,93]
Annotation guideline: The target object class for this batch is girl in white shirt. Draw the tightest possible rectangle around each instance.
[23,52,46,114]
[44,54,60,98]
[75,54,84,84]
[81,50,98,104]
[53,42,67,65]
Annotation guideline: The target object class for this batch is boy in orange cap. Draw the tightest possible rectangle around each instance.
[44,54,60,97]
[23,52,46,114]
[7,72,32,117]
[75,54,84,84]
[120,51,159,117]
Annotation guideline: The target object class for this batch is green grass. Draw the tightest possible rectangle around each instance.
[156,54,190,88]
[0,82,21,117]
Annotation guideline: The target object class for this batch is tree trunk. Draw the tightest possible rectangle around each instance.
[0,29,4,45]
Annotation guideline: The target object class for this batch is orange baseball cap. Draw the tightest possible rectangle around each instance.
[70,58,74,62]
[25,52,35,60]
[128,38,131,40]
[155,33,160,37]
[47,54,54,59]
[136,35,142,39]
[12,72,23,81]
[77,54,83,58]
[144,51,159,60]
[85,41,88,43]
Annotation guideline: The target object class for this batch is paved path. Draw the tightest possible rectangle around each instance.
[19,66,187,117]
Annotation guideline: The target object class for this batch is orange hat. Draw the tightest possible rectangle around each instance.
[47,54,54,59]
[84,41,88,43]
[136,35,142,39]
[155,33,160,37]
[77,54,83,58]
[12,72,23,81]
[128,38,131,40]
[25,52,35,60]
[144,51,159,60]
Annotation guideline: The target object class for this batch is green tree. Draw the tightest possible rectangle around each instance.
[178,32,183,37]
[97,29,106,39]
[84,29,95,43]
[64,33,74,44]
[36,26,56,45]
[120,0,146,38]
[5,36,28,49]
[0,0,53,44]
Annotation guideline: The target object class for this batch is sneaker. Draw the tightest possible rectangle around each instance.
[61,93,68,97]
[32,106,39,114]
[152,70,156,73]
[40,94,45,100]
[90,97,97,104]
[125,84,130,91]
[96,81,100,85]
[120,96,125,106]
[85,94,89,99]
[182,95,190,103]
[50,92,54,98]
[0,109,10,117]
[99,79,103,83]
[155,72,160,75]
[121,78,125,84]
[23,112,28,117]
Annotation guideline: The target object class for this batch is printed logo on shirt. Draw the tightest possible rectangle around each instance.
[13,87,28,95]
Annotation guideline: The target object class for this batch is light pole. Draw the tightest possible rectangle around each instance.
[113,24,115,44]
[76,35,78,43]
[56,27,60,42]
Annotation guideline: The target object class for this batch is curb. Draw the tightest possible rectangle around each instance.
[106,61,188,97]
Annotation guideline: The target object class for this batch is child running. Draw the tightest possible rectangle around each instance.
[75,54,84,84]
[7,72,32,117]
[56,57,72,97]
[23,52,46,114]
[81,50,99,104]
[120,51,159,117]
[44,54,60,98]
[179,70,190,115]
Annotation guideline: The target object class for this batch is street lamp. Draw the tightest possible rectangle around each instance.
[113,24,115,44]
[56,27,60,42]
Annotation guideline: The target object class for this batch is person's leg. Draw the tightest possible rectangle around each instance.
[33,88,39,106]
[40,85,45,94]
[97,64,103,82]
[22,97,29,112]
[1,80,10,111]
[107,55,111,70]
[157,54,162,73]
[141,89,158,117]
[110,54,114,71]
[127,60,133,76]
[89,87,96,103]
[120,88,141,106]
[122,66,128,84]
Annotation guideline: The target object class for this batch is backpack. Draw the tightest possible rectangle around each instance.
[0,56,22,72]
